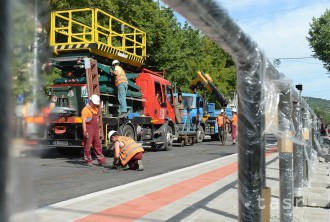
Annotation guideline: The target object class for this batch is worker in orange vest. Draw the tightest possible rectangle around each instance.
[231,108,238,145]
[81,94,106,166]
[112,60,128,117]
[216,109,230,144]
[108,130,144,171]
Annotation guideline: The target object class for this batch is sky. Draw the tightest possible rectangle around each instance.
[162,0,330,100]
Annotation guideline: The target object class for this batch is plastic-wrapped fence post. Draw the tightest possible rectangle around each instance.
[161,0,272,220]
[316,118,320,143]
[306,109,318,181]
[292,101,304,206]
[302,108,311,185]
[0,0,11,221]
[278,91,293,221]
[312,115,320,152]
[311,114,316,152]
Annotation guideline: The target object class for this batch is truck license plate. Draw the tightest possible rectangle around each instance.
[54,141,68,145]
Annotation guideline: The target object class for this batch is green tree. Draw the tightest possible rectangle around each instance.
[47,0,236,102]
[304,96,330,126]
[11,1,35,102]
[307,9,330,74]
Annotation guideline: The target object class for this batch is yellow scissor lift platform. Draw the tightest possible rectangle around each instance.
[50,8,146,67]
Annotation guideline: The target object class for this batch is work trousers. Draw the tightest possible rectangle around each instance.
[118,83,128,113]
[231,125,237,141]
[127,152,143,170]
[218,126,224,142]
[84,114,106,165]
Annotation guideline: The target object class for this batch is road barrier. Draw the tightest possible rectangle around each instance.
[163,0,321,221]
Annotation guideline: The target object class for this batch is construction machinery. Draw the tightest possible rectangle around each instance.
[40,8,180,155]
[186,71,229,142]
[173,92,202,146]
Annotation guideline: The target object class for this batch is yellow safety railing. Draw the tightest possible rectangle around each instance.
[50,8,146,67]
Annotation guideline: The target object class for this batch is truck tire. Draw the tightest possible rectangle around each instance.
[122,125,135,140]
[196,126,205,143]
[163,126,173,151]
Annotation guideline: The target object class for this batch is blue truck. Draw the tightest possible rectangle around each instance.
[176,93,232,142]
[173,92,204,146]
[174,71,230,144]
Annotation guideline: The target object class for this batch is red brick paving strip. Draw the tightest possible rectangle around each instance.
[76,148,277,222]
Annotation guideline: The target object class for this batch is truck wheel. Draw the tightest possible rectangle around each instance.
[122,125,135,140]
[196,126,205,143]
[163,126,173,151]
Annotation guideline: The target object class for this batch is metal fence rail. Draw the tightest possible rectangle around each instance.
[162,0,320,221]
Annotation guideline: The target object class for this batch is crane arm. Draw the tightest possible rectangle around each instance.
[189,71,227,106]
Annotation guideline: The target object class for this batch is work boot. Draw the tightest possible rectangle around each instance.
[118,165,130,171]
[137,160,144,171]
[86,162,93,167]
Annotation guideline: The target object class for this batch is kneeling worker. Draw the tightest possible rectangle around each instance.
[108,130,144,171]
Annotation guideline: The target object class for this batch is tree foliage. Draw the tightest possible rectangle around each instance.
[50,0,236,104]
[304,96,330,126]
[11,1,35,102]
[11,0,53,105]
[307,9,330,74]
[14,0,237,106]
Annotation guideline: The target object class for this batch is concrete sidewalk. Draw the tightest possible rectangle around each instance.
[12,148,329,222]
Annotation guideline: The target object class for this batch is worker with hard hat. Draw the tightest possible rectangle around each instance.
[231,108,238,145]
[108,130,144,171]
[81,94,106,166]
[216,109,230,144]
[111,60,128,117]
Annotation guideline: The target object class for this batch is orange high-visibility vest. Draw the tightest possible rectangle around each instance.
[115,66,128,86]
[216,115,226,127]
[231,114,238,126]
[118,136,144,166]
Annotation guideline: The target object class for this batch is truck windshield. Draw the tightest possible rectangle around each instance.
[183,96,194,108]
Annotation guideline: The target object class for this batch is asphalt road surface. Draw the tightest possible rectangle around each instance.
[10,137,237,209]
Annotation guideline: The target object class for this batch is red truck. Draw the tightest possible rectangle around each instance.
[39,8,180,155]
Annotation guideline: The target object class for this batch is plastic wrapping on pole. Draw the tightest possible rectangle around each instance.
[305,110,318,184]
[0,0,10,221]
[301,108,309,185]
[292,102,304,200]
[161,1,267,220]
[312,116,320,152]
[278,92,293,222]
[313,134,322,152]
[301,108,319,186]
